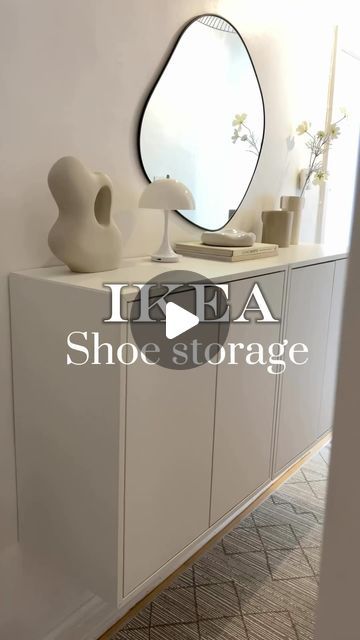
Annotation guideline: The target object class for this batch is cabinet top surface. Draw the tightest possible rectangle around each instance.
[12,244,348,297]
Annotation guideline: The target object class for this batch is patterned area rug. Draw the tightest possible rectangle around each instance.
[112,444,330,640]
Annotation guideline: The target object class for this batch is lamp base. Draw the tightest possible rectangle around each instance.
[151,253,180,263]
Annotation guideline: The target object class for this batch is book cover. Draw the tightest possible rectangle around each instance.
[175,242,278,262]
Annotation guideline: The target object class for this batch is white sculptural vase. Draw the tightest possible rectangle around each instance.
[48,156,122,273]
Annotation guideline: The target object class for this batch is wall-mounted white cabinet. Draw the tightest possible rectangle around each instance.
[275,262,335,472]
[319,259,348,437]
[124,299,217,595]
[274,259,347,472]
[210,271,284,524]
[10,246,347,614]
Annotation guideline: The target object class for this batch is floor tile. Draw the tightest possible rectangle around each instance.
[303,547,322,574]
[115,629,149,640]
[235,514,256,529]
[278,576,318,613]
[295,504,325,525]
[151,587,197,626]
[287,469,306,484]
[308,480,328,500]
[272,484,325,522]
[258,525,299,551]
[237,577,290,615]
[223,527,263,555]
[169,567,194,589]
[229,551,272,585]
[196,582,240,620]
[290,513,323,548]
[194,545,231,586]
[267,548,315,580]
[123,605,151,630]
[291,608,317,639]
[237,576,318,616]
[272,483,316,508]
[199,615,247,639]
[151,622,200,639]
[319,445,331,465]
[244,611,297,639]
[301,454,329,482]
[252,500,298,527]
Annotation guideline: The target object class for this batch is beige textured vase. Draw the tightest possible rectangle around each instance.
[280,195,305,245]
[261,209,294,248]
[48,156,122,273]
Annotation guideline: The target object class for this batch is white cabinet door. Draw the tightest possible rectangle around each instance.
[275,262,335,473]
[210,272,285,524]
[318,259,347,436]
[124,291,217,595]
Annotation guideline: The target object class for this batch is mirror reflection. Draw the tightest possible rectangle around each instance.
[138,15,265,230]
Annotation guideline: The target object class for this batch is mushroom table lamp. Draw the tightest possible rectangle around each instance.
[139,176,195,262]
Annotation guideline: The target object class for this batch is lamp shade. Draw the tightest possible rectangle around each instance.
[139,177,195,210]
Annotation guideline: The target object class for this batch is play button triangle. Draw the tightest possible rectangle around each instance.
[165,302,200,340]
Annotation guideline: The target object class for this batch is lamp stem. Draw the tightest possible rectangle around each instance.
[151,209,180,263]
[164,208,170,246]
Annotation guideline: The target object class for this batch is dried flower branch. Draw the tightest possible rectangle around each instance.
[297,111,347,196]
[231,113,260,156]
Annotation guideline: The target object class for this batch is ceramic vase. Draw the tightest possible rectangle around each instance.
[280,195,305,245]
[261,209,294,248]
[48,156,122,273]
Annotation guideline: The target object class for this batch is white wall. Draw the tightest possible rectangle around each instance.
[0,0,335,551]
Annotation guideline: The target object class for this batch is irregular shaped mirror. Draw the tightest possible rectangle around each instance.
[138,14,265,230]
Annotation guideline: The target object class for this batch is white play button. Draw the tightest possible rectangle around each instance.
[130,269,230,369]
[165,302,199,340]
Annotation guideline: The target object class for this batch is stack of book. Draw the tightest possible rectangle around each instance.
[175,241,279,262]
